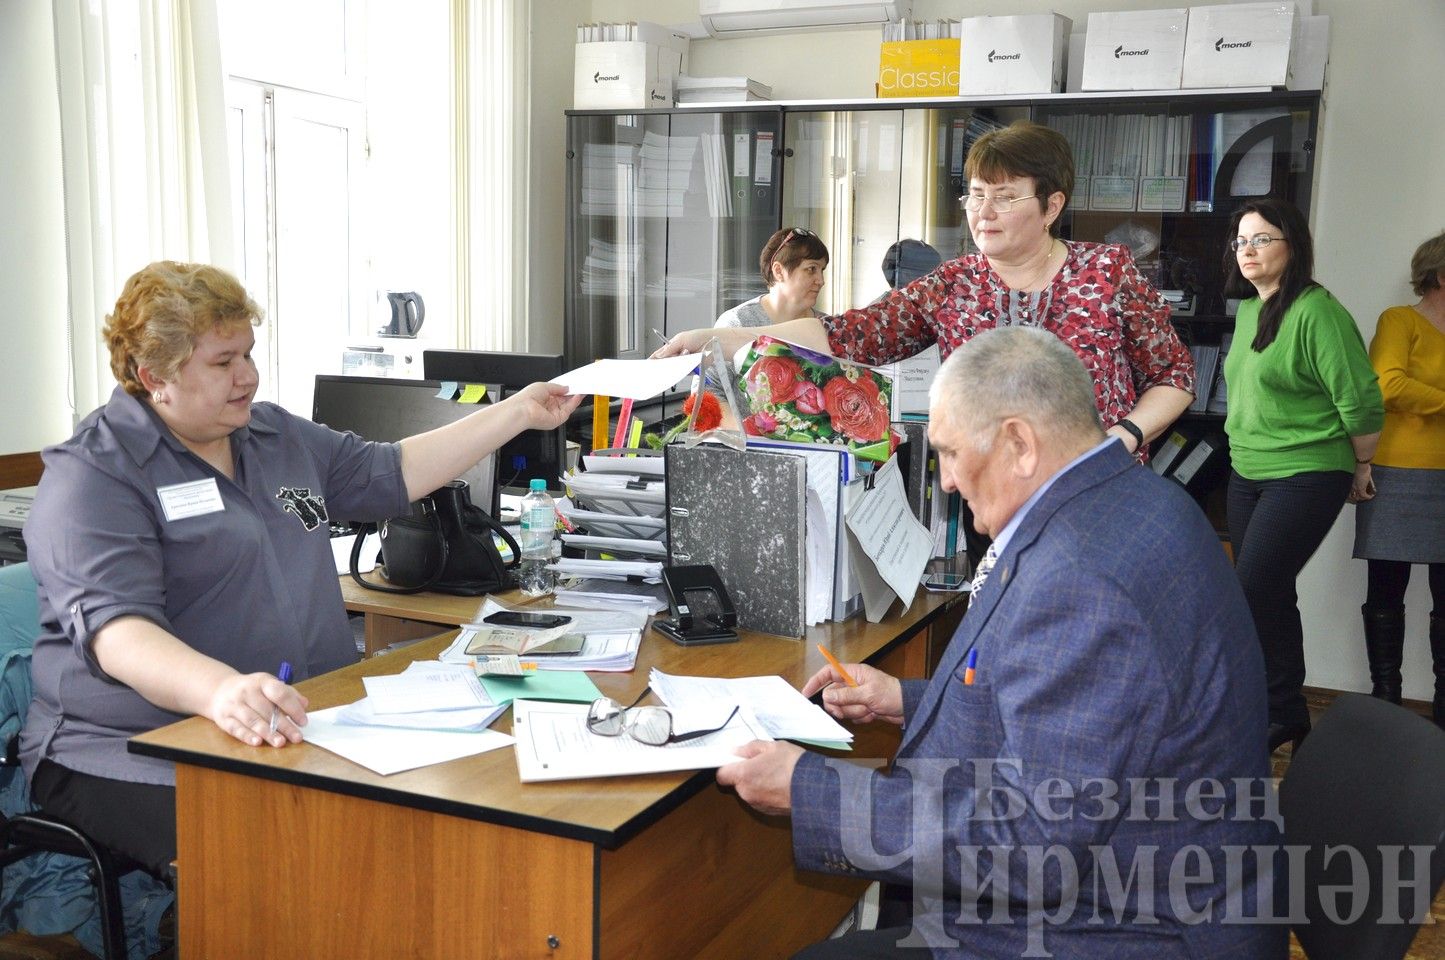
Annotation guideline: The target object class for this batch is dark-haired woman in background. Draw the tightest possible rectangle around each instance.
[1221,197,1384,753]
[714,227,830,329]
[1353,230,1445,725]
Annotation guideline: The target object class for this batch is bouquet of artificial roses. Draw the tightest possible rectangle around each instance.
[735,336,900,463]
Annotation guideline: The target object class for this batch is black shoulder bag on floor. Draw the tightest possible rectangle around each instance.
[349,480,519,596]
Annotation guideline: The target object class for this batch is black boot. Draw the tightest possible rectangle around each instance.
[1361,602,1405,704]
[1431,611,1445,728]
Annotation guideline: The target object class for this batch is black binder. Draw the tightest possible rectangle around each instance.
[664,444,806,638]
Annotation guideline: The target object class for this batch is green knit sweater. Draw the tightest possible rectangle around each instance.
[1223,285,1383,479]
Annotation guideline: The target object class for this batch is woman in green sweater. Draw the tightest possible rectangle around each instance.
[1221,197,1384,754]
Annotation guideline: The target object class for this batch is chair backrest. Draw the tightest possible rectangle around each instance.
[0,563,39,754]
[1279,693,1445,960]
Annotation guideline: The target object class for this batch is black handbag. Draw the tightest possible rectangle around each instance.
[349,480,519,596]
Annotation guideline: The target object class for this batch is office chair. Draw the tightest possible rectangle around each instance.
[1278,692,1445,960]
[0,562,132,960]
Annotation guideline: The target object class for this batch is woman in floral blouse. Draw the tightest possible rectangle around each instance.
[656,120,1195,457]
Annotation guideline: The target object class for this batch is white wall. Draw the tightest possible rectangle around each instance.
[561,0,1445,699]
[0,2,72,455]
[1294,0,1445,701]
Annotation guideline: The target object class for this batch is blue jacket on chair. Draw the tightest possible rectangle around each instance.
[0,562,171,959]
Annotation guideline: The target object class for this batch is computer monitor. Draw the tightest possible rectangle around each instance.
[311,375,497,515]
[422,350,568,494]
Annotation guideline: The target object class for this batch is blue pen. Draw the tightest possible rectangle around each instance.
[963,649,978,686]
[269,661,293,736]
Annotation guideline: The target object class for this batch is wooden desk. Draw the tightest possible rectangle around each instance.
[133,593,963,959]
[339,575,495,655]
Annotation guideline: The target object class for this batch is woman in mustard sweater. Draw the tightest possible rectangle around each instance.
[1221,198,1384,753]
[1353,231,1445,726]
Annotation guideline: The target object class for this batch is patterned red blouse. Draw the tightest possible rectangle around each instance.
[822,241,1195,431]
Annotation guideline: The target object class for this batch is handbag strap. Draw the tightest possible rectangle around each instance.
[463,503,522,569]
[348,510,451,595]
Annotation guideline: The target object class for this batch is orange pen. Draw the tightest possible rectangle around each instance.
[815,643,858,688]
[963,648,978,685]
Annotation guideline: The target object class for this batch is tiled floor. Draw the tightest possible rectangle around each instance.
[3,694,1439,959]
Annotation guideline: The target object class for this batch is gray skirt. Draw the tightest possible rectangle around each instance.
[1353,464,1445,563]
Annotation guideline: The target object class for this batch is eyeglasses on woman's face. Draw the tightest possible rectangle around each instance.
[1230,234,1287,252]
[961,193,1038,214]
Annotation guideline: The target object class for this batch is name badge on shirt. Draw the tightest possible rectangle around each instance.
[157,478,225,521]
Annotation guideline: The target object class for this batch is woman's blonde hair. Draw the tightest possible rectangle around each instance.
[1410,231,1445,297]
[104,262,262,397]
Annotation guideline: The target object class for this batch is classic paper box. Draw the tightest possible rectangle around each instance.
[877,39,962,98]
[958,14,1071,96]
[1182,2,1296,88]
[1082,9,1188,91]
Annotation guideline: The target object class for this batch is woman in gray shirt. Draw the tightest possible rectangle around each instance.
[20,261,580,876]
[714,227,830,329]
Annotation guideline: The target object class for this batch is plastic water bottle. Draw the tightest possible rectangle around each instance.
[518,479,556,596]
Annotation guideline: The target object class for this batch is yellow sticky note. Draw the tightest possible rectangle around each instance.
[457,383,487,404]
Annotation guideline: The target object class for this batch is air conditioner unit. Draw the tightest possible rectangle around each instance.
[700,0,910,39]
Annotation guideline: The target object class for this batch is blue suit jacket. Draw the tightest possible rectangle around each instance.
[791,441,1285,959]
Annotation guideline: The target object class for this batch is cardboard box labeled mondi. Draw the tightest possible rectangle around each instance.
[958,14,1071,96]
[1082,9,1188,91]
[1182,2,1296,88]
[574,22,688,109]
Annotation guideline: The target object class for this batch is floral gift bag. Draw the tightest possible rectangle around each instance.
[735,336,900,463]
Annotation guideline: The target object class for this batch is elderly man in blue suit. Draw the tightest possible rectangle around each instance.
[719,327,1283,959]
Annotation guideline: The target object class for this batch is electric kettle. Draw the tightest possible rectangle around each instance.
[380,291,425,338]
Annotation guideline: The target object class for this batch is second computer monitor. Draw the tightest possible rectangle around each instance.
[311,375,497,515]
[422,350,568,493]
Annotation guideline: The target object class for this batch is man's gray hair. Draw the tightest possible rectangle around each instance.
[929,327,1104,451]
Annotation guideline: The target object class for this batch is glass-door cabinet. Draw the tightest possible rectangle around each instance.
[780,103,1030,312]
[566,91,1320,375]
[565,108,782,369]
[1034,90,1319,336]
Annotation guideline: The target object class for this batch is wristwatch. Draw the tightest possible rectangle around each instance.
[1115,417,1145,451]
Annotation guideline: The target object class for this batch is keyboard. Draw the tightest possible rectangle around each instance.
[0,528,25,565]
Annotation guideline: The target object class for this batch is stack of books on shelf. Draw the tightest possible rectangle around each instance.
[675,75,772,104]
[1187,342,1220,414]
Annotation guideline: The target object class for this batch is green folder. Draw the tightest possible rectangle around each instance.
[480,671,602,707]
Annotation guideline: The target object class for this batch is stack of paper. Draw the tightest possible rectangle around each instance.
[560,470,666,518]
[512,699,766,782]
[300,661,514,776]
[552,578,670,614]
[560,448,671,584]
[675,75,772,104]
[356,662,501,724]
[650,669,853,746]
[439,600,648,673]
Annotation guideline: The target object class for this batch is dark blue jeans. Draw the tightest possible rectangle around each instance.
[1227,469,1352,727]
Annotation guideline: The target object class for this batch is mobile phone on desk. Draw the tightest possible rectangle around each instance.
[483,611,572,629]
[921,573,969,593]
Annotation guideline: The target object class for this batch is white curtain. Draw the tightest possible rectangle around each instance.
[455,0,531,351]
[51,0,234,419]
